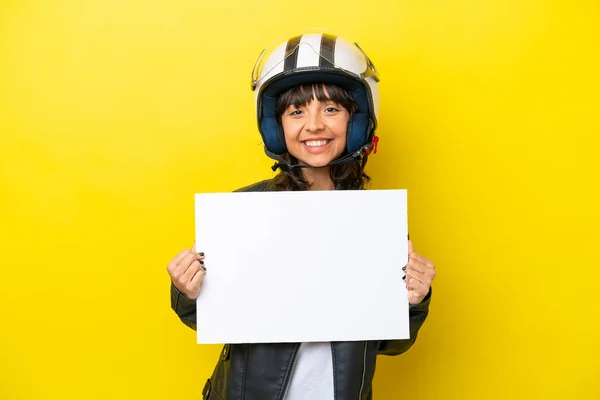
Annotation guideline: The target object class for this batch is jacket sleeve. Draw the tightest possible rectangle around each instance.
[378,289,431,356]
[170,282,197,331]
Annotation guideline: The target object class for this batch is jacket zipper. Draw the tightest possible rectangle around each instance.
[280,343,301,400]
[358,341,367,400]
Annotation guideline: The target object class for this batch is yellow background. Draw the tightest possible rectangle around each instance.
[1,0,598,399]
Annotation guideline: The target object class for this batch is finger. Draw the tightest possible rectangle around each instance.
[405,270,427,287]
[180,267,206,300]
[190,266,206,288]
[173,250,200,277]
[192,243,206,261]
[408,278,429,297]
[167,249,194,274]
[182,260,203,283]
[409,252,435,269]
[406,258,428,275]
[404,271,413,289]
[404,270,414,285]
[408,239,414,256]
[173,249,192,266]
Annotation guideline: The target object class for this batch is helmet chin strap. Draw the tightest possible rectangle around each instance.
[264,144,370,172]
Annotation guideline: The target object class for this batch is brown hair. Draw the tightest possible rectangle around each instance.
[273,83,370,191]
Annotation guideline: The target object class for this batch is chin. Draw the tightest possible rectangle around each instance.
[307,161,331,168]
[296,155,336,168]
[291,149,344,168]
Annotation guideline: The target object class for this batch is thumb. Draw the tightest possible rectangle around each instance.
[192,241,196,253]
[408,239,414,255]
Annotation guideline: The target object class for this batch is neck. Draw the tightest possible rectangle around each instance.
[302,167,334,191]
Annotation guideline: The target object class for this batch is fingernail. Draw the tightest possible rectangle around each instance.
[402,275,406,280]
[402,266,406,271]
[199,252,204,256]
[200,261,204,265]
[202,266,207,272]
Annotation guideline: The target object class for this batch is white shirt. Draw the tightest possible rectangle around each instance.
[284,342,334,400]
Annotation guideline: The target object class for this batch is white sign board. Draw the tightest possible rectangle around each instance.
[195,189,409,344]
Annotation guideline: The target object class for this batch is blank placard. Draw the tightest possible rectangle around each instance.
[195,189,409,344]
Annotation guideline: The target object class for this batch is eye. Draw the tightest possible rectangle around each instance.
[289,109,303,116]
[325,107,341,113]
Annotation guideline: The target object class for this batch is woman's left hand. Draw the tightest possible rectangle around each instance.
[404,240,436,305]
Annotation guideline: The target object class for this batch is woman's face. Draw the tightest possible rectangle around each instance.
[280,90,349,168]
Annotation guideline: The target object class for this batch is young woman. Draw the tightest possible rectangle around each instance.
[167,32,436,400]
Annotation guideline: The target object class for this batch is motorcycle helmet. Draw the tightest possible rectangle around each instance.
[251,32,380,167]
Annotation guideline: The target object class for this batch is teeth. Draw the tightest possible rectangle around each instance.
[304,140,330,147]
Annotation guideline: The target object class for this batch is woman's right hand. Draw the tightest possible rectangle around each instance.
[167,243,206,300]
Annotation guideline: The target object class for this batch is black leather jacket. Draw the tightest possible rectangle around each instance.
[170,180,432,400]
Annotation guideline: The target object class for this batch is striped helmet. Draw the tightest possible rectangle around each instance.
[251,32,380,157]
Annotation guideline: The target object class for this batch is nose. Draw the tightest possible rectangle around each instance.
[305,112,325,133]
